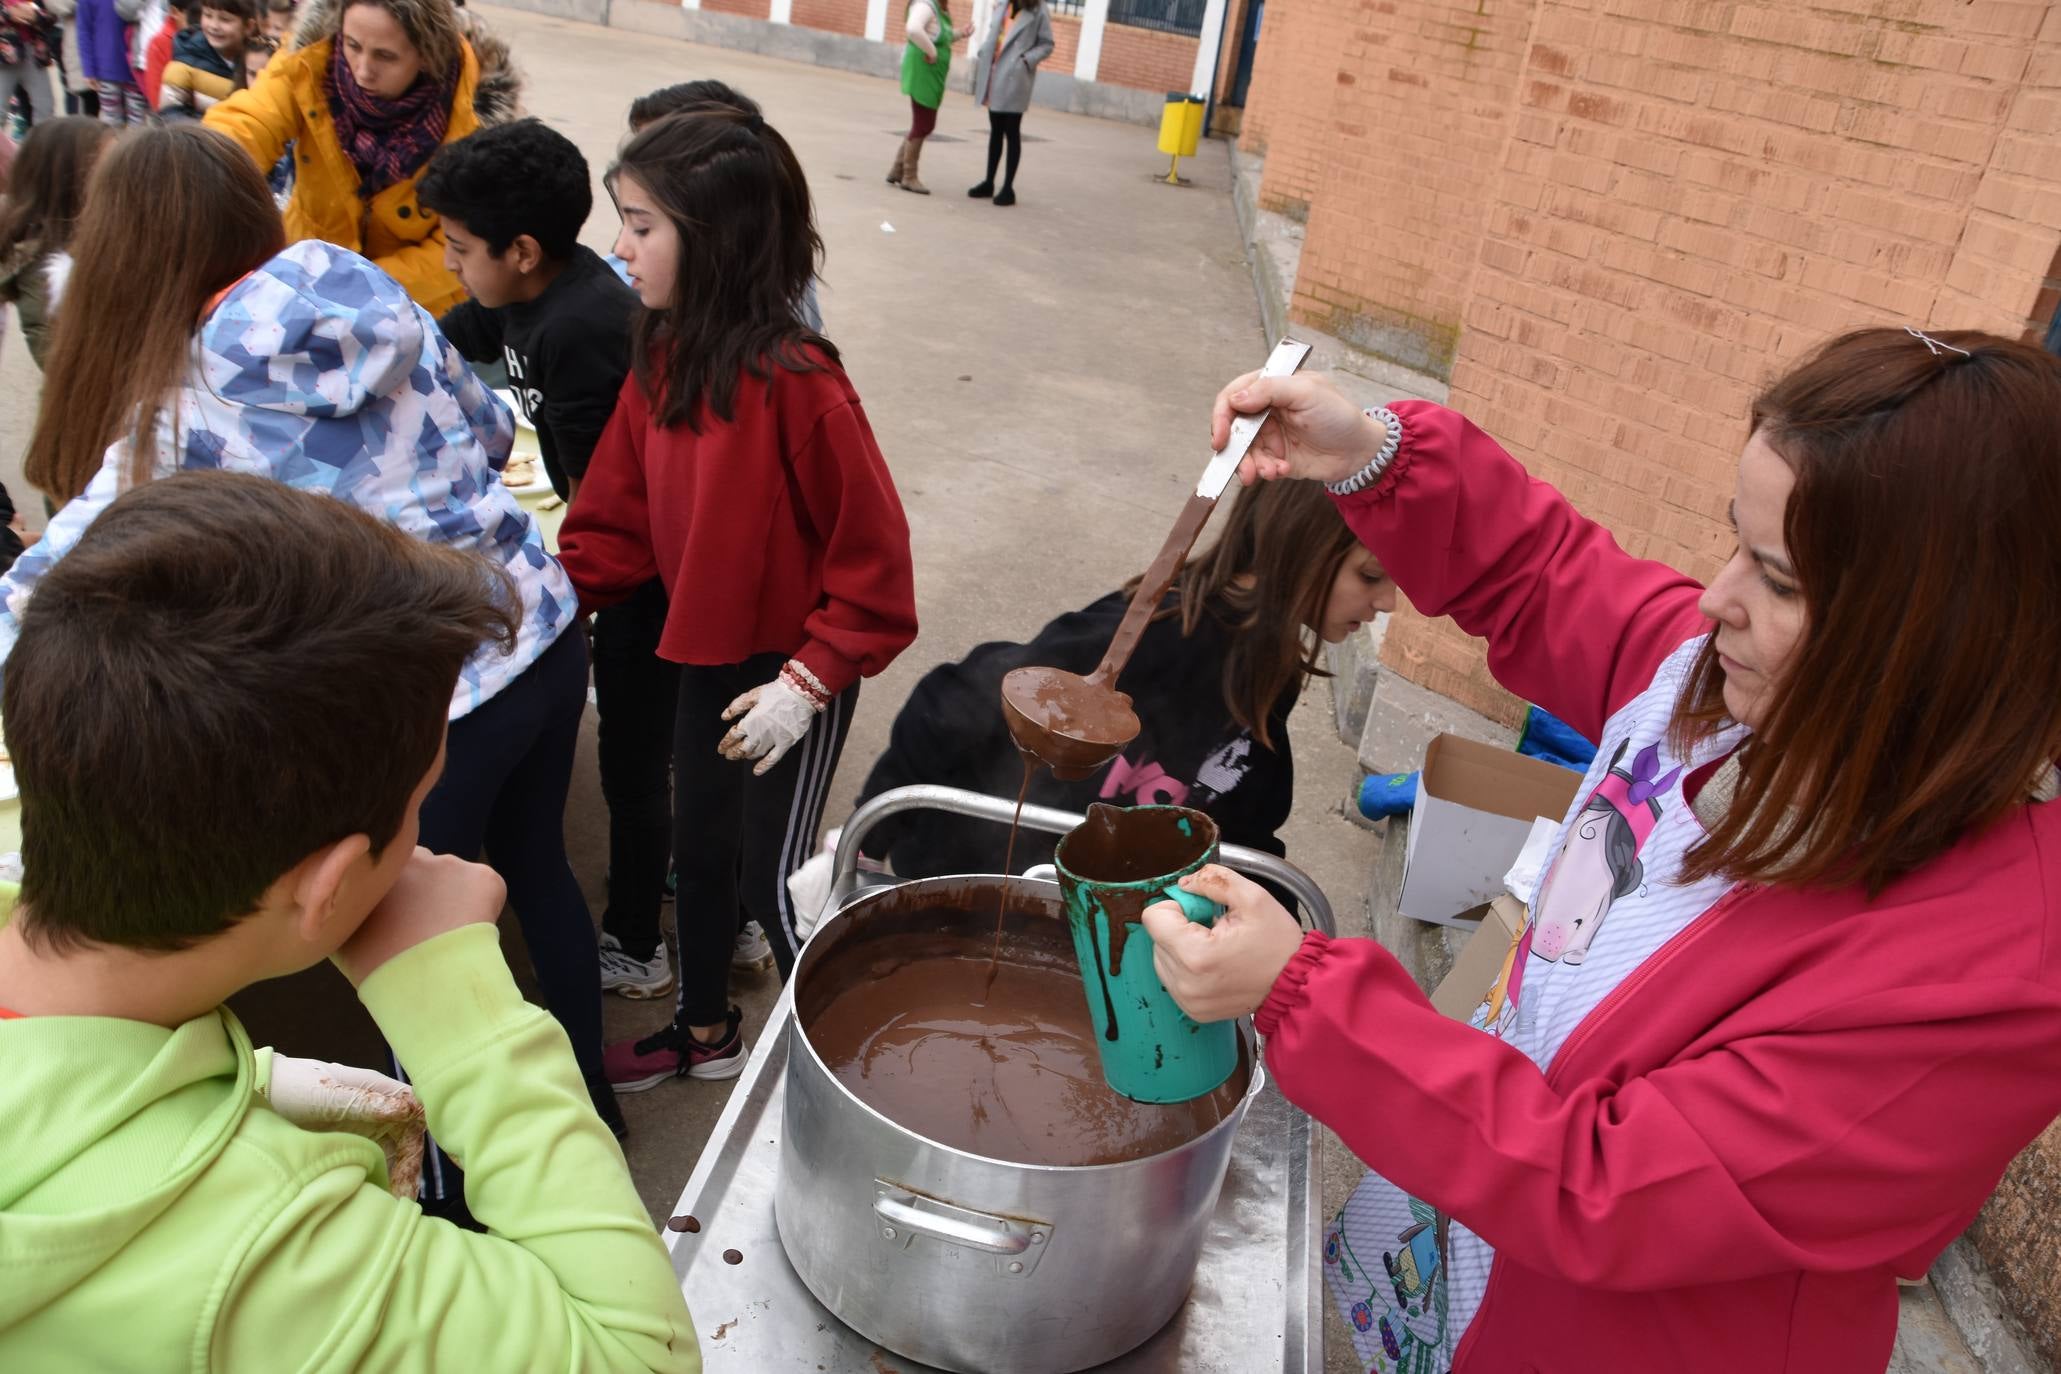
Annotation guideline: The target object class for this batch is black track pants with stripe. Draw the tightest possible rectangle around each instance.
[670,652,856,1025]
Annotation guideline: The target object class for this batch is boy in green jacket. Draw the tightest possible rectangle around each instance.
[0,472,700,1373]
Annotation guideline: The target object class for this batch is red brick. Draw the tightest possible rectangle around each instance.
[1244,0,2061,728]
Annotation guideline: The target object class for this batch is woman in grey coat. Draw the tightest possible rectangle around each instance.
[967,0,1053,206]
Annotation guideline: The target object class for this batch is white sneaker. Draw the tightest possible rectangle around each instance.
[600,932,674,999]
[732,921,773,972]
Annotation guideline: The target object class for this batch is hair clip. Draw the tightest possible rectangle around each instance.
[1906,326,1973,359]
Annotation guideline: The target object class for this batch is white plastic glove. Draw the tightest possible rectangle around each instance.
[719,661,827,775]
[260,1054,426,1200]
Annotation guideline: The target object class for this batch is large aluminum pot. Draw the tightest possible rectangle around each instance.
[774,874,1262,1374]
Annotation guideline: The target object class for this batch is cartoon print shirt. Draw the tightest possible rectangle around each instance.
[0,240,575,721]
[1324,637,1747,1373]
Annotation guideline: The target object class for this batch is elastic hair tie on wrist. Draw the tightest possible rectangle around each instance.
[1326,408,1405,497]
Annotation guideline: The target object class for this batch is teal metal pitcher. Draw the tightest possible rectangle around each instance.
[1055,803,1239,1103]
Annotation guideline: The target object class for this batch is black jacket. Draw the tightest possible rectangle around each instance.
[857,589,1298,879]
[438,246,636,498]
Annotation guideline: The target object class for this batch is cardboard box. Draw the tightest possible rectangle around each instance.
[1431,895,1527,1020]
[1398,734,1582,928]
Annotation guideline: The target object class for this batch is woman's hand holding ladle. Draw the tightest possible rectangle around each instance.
[1211,372,1393,488]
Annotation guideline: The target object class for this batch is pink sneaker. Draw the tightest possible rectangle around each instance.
[603,1009,747,1091]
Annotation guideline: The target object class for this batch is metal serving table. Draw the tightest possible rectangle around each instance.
[664,785,1335,1373]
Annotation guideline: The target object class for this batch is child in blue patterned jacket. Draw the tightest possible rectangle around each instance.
[5,123,622,1219]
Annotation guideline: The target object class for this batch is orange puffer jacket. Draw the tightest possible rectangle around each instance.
[206,37,479,316]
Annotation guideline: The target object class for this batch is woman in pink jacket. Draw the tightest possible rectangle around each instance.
[1142,327,2061,1374]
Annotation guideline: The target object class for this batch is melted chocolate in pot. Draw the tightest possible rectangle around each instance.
[807,933,1244,1167]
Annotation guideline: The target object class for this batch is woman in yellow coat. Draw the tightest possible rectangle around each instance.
[205,0,487,315]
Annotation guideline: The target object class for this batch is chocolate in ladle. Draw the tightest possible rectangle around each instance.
[1001,492,1218,780]
[987,493,1221,983]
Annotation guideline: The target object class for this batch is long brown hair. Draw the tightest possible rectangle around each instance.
[1673,327,2061,892]
[24,126,284,504]
[1126,479,1362,748]
[0,117,112,267]
[608,107,831,431]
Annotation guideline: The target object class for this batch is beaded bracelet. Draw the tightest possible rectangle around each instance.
[780,659,831,711]
[1325,407,1405,497]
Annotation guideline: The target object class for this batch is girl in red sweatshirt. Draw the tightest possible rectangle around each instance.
[1142,328,2061,1374]
[558,107,917,1090]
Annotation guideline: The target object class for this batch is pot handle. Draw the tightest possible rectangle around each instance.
[873,1191,1035,1257]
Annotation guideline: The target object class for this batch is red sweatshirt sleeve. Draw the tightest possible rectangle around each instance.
[556,379,658,614]
[1341,400,1709,744]
[1257,931,2061,1288]
[784,398,918,696]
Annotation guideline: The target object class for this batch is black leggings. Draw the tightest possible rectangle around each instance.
[985,110,1024,190]
[670,654,857,1026]
[402,626,602,1211]
[417,626,603,1080]
[593,579,680,961]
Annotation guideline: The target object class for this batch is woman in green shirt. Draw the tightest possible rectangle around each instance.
[887,0,952,194]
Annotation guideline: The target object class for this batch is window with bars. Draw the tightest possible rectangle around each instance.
[1107,0,1206,36]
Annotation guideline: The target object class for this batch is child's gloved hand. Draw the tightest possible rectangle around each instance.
[262,1055,427,1200]
[718,661,828,775]
[1140,864,1307,1023]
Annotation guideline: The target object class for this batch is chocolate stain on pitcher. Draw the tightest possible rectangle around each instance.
[1059,804,1213,1028]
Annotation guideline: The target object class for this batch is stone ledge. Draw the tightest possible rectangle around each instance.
[1359,669,1513,777]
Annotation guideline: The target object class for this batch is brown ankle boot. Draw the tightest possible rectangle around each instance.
[886,138,908,185]
[900,137,932,195]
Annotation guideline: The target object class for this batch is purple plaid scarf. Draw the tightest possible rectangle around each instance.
[324,42,453,198]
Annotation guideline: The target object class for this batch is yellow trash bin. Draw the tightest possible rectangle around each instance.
[1157,93,1205,184]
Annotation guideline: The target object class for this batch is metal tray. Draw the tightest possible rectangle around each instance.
[664,786,1332,1373]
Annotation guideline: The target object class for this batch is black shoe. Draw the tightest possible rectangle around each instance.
[968,180,994,198]
[588,1076,630,1141]
[994,187,1016,207]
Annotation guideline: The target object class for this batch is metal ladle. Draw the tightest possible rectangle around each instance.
[1002,339,1313,779]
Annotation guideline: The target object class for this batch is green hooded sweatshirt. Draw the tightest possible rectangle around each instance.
[0,919,700,1373]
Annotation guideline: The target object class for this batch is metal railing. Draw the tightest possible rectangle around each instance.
[826,784,1338,936]
[1107,0,1207,37]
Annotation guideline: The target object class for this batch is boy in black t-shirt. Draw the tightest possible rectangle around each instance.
[419,118,637,504]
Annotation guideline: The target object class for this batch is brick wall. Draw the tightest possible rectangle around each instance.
[703,0,770,20]
[1288,0,1534,380]
[1373,0,2061,725]
[1970,1121,2061,1370]
[1251,0,1355,216]
[1097,21,1201,92]
[1940,5,2061,338]
[792,0,868,35]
